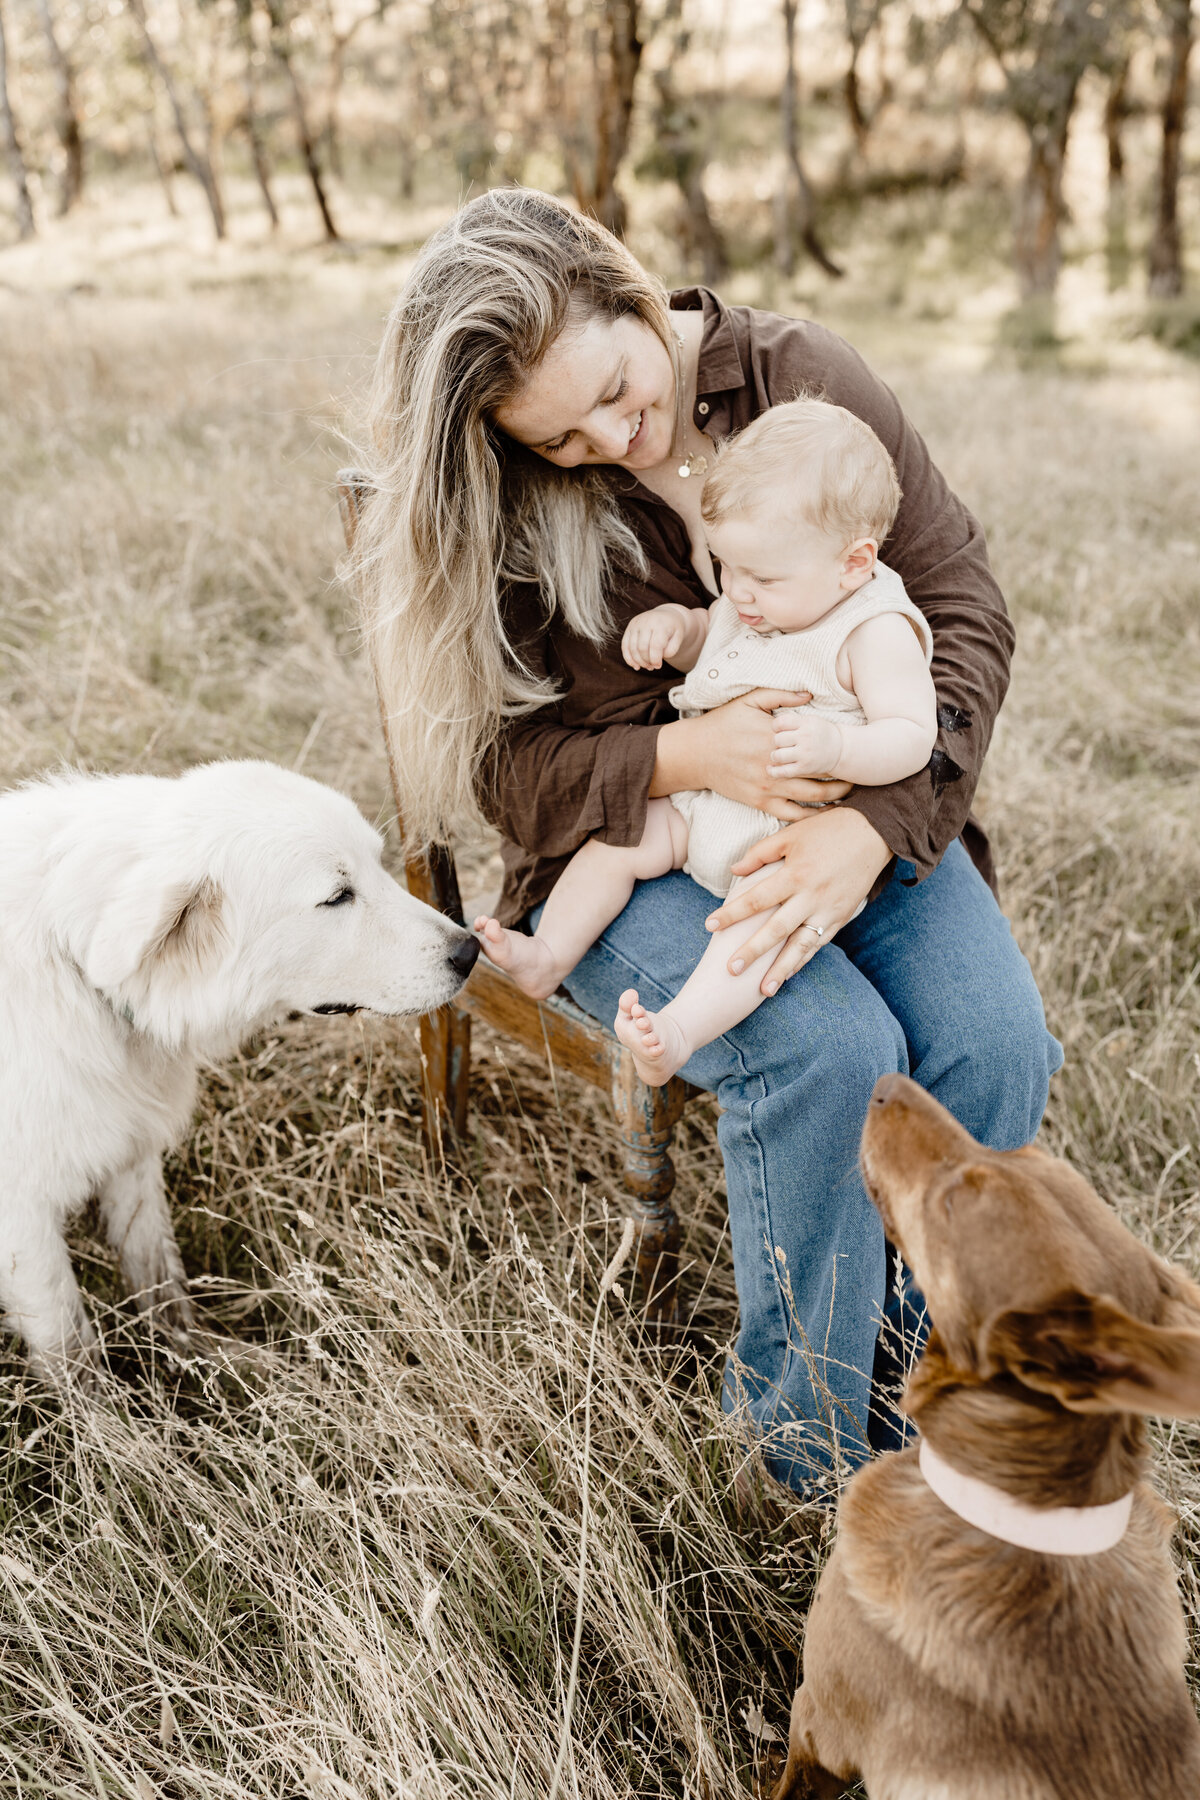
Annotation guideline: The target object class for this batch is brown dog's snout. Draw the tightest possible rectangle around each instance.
[870,1072,907,1110]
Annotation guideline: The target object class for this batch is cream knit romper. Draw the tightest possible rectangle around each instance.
[667,561,934,898]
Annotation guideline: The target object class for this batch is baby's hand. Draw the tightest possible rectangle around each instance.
[771,713,844,780]
[622,607,687,671]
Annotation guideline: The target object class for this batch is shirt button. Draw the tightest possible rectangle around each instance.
[697,401,710,416]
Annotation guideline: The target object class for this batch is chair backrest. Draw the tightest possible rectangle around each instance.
[337,468,464,924]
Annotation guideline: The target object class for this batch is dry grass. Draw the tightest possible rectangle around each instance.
[1,180,1199,1797]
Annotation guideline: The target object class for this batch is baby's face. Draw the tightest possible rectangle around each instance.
[705,510,871,633]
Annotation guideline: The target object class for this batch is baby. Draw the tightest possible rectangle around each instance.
[475,398,937,1085]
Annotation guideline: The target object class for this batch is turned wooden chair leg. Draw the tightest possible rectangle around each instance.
[418,1006,472,1158]
[610,1055,687,1327]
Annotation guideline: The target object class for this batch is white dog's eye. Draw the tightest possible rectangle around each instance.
[320,886,355,908]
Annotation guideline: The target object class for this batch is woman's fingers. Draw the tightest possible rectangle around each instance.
[727,893,821,978]
[743,687,812,713]
[704,860,790,932]
[759,923,829,992]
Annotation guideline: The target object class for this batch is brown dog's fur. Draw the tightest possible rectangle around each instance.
[772,1075,1200,1800]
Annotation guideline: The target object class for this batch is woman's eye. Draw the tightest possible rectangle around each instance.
[321,887,355,908]
[542,434,571,455]
[606,378,629,405]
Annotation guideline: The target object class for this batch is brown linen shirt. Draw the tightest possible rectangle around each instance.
[483,287,1011,927]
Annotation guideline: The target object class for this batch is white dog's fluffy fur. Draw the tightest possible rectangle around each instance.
[0,760,478,1378]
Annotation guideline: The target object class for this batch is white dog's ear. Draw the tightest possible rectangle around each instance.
[84,875,227,992]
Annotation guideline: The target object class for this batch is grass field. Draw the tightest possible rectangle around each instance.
[1,174,1199,1798]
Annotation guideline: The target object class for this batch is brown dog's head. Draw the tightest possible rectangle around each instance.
[861,1075,1200,1420]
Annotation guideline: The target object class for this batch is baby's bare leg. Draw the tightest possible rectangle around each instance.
[475,799,689,1000]
[613,868,783,1086]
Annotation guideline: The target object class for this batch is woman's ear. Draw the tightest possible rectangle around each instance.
[983,1288,1200,1418]
[83,873,227,994]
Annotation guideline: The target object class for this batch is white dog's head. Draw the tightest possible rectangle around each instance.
[56,762,479,1052]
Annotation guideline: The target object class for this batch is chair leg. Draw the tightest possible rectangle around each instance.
[610,1053,687,1327]
[418,1005,472,1157]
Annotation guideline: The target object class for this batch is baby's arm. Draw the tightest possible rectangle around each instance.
[771,613,937,785]
[621,602,711,673]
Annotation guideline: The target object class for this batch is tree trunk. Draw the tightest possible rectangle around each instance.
[588,0,642,236]
[263,0,339,241]
[127,0,226,239]
[236,9,280,229]
[34,0,82,213]
[1147,0,1192,298]
[1104,54,1128,190]
[1103,55,1129,289]
[1013,110,1073,298]
[147,108,179,216]
[0,0,35,240]
[843,35,870,152]
[777,0,842,277]
[643,0,728,281]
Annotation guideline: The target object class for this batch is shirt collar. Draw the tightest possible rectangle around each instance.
[669,285,747,400]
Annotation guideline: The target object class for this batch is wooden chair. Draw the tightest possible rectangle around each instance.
[338,471,702,1323]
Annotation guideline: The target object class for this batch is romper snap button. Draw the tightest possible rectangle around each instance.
[708,669,718,679]
[697,401,709,415]
[728,649,738,658]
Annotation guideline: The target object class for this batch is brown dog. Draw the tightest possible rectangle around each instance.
[772,1074,1200,1800]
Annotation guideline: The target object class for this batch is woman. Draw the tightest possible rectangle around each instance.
[354,188,1062,1493]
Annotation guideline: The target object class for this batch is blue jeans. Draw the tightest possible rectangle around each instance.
[532,838,1062,1490]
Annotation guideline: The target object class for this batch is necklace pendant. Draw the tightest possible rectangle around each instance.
[677,452,710,480]
[677,461,692,478]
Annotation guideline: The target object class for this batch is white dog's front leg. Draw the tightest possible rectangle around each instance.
[98,1155,194,1349]
[0,1206,100,1384]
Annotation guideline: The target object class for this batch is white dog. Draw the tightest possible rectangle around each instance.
[0,760,479,1379]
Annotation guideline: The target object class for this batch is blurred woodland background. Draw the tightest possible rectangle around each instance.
[0,0,1196,327]
[1,3,1199,1798]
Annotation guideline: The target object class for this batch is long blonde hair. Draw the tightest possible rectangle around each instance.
[352,188,674,853]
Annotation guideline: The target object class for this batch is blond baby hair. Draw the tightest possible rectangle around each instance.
[700,397,901,548]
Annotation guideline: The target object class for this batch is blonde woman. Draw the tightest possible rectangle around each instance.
[353,188,1061,1493]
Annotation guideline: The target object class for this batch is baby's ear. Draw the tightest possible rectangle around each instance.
[983,1288,1200,1419]
[84,872,227,992]
[841,537,877,584]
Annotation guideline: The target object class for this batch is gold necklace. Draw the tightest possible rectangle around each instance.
[672,331,709,479]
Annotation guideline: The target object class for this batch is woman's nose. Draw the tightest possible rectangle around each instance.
[585,414,634,460]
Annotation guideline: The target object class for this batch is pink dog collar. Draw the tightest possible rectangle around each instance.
[918,1437,1133,1556]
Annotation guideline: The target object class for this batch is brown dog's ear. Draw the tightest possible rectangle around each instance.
[984,1288,1200,1418]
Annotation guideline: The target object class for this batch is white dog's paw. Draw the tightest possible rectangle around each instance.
[26,1325,103,1395]
[125,1241,196,1351]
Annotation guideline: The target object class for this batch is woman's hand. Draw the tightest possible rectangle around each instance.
[652,690,853,818]
[704,808,893,994]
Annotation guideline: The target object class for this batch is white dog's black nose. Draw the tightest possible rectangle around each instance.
[449,934,480,978]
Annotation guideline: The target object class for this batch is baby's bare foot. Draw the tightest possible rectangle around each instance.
[613,989,689,1086]
[473,916,563,1000]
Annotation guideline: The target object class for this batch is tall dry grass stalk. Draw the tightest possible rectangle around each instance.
[0,227,1198,1794]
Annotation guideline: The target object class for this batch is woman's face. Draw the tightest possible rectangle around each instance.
[493,311,676,471]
